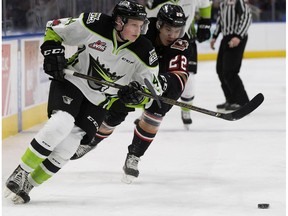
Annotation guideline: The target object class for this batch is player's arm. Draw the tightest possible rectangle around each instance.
[40,13,90,80]
[118,46,161,107]
[160,39,191,93]
[40,20,67,81]
[161,55,189,93]
[197,2,212,42]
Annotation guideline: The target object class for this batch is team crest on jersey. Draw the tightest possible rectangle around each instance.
[171,39,189,51]
[87,55,125,91]
[88,40,107,52]
[149,49,158,65]
[87,13,101,24]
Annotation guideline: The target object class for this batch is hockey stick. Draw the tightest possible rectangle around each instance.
[63,69,264,121]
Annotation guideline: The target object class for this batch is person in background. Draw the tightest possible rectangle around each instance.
[4,0,160,204]
[210,0,252,111]
[145,0,212,129]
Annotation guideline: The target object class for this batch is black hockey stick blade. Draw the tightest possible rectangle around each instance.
[144,78,162,108]
[218,93,264,121]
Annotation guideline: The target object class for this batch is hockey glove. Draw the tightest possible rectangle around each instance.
[196,18,211,43]
[118,81,145,105]
[41,41,67,81]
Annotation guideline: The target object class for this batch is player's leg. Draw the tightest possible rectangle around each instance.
[4,80,84,204]
[11,126,86,204]
[180,73,195,127]
[122,109,163,184]
[180,41,197,128]
[71,100,134,160]
[123,75,182,183]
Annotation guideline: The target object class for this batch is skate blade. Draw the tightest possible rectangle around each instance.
[121,174,136,184]
[4,187,16,199]
[217,108,234,113]
[11,195,25,204]
[183,124,190,130]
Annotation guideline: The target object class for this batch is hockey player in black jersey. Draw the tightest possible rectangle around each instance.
[145,0,212,129]
[4,0,161,204]
[71,4,192,184]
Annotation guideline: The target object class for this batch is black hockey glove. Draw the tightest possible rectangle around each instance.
[41,41,67,81]
[117,81,145,105]
[197,18,211,43]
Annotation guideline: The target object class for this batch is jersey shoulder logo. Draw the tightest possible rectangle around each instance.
[87,13,101,24]
[149,49,158,65]
[171,39,189,51]
[88,40,107,52]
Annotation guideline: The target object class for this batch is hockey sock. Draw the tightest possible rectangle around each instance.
[128,122,156,157]
[90,130,112,146]
[29,152,69,186]
[88,121,115,146]
[180,96,194,111]
[20,139,52,172]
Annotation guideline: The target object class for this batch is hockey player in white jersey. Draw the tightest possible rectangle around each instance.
[146,0,212,129]
[71,4,193,184]
[4,0,161,204]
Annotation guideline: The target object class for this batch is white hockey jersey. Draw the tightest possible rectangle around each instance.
[146,0,211,33]
[45,13,160,106]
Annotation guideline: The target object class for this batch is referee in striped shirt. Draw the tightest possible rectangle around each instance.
[210,0,252,111]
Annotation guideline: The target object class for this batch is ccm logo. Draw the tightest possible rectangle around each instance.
[43,48,64,56]
[87,116,99,130]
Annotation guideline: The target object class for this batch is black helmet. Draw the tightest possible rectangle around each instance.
[112,0,147,22]
[157,4,187,27]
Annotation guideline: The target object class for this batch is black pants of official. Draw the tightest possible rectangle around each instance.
[216,35,249,106]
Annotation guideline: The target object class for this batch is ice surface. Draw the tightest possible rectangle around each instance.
[2,58,286,216]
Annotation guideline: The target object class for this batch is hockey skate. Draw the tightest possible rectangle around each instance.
[121,153,140,184]
[225,103,242,111]
[4,165,34,204]
[216,102,229,110]
[181,110,192,129]
[71,137,99,160]
[71,144,97,160]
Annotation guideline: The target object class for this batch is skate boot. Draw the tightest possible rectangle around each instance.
[4,165,34,204]
[121,153,140,184]
[216,102,229,110]
[5,166,26,197]
[225,103,242,111]
[71,137,98,160]
[181,110,192,129]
